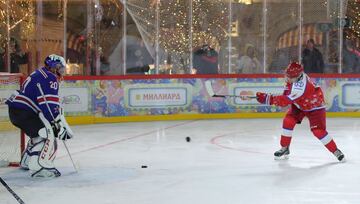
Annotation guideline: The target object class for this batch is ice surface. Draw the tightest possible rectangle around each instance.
[0,118,359,204]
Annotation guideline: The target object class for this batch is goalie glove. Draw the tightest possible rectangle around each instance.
[54,125,72,141]
[52,108,74,141]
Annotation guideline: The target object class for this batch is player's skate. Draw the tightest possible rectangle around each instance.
[333,149,345,162]
[274,146,290,160]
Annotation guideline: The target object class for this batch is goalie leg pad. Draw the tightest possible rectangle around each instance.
[28,127,61,178]
[20,152,30,170]
[20,137,44,170]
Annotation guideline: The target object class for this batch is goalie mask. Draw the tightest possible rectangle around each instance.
[44,54,66,79]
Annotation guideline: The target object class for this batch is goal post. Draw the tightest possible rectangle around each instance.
[0,73,25,167]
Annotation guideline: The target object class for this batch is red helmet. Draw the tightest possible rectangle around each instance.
[285,62,304,78]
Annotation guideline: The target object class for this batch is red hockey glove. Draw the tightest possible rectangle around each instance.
[271,95,292,107]
[256,92,272,105]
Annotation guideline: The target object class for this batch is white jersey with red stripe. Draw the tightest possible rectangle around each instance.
[6,67,60,122]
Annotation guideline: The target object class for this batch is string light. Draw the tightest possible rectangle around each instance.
[0,0,34,46]
[345,1,360,44]
[127,0,229,54]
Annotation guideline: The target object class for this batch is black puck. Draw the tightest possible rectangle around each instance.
[186,136,191,142]
[141,165,148,168]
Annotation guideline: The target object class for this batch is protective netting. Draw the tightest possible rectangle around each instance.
[0,73,23,166]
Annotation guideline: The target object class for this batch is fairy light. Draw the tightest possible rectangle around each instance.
[127,0,229,54]
[345,1,360,43]
[0,0,34,45]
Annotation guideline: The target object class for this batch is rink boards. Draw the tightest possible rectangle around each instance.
[3,74,360,127]
[59,74,360,125]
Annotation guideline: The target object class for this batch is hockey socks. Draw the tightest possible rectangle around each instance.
[280,135,292,147]
[312,129,338,153]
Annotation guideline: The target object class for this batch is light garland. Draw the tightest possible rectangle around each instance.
[127,0,229,54]
[345,1,360,42]
[0,0,34,46]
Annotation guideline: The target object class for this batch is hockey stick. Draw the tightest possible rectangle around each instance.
[204,80,257,99]
[0,177,25,204]
[36,83,78,173]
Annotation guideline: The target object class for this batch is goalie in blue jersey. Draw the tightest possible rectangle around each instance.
[6,54,73,178]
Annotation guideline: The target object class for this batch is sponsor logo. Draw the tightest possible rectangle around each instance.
[126,85,191,108]
[141,93,181,101]
[62,95,81,105]
[41,139,50,159]
[295,81,304,87]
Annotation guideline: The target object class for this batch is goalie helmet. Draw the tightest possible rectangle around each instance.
[44,54,66,69]
[44,54,66,78]
[285,62,303,78]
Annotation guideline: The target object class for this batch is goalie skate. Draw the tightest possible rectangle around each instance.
[274,146,290,160]
[31,168,61,178]
[333,149,345,162]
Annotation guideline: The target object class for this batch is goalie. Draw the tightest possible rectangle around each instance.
[255,62,345,161]
[6,54,73,177]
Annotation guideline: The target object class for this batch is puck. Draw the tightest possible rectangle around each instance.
[186,136,191,142]
[141,165,148,168]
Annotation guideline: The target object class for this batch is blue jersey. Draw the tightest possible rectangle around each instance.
[6,67,60,122]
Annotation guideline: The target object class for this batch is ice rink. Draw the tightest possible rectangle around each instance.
[1,118,360,204]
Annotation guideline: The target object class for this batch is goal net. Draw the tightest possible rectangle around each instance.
[0,73,25,167]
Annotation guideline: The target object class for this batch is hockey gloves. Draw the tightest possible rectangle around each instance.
[54,124,73,141]
[52,113,74,141]
[256,92,273,105]
[256,92,293,107]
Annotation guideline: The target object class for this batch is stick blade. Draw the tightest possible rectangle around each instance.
[213,94,226,98]
[205,80,215,97]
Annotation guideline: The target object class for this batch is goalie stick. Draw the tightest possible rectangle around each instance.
[204,80,257,99]
[0,177,25,204]
[36,83,78,173]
